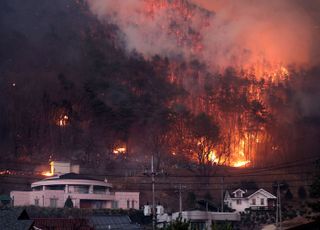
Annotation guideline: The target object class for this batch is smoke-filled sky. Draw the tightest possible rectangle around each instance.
[87,0,320,70]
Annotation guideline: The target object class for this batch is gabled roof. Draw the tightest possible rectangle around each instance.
[247,189,277,199]
[232,189,246,194]
[227,188,276,199]
[0,209,34,230]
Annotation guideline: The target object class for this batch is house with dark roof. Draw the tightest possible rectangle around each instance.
[224,188,277,212]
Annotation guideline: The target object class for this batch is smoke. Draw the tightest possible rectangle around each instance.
[86,0,318,70]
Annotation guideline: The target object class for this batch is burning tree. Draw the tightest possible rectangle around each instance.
[188,113,220,174]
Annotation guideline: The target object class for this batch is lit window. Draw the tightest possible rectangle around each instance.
[261,198,264,205]
[252,198,256,205]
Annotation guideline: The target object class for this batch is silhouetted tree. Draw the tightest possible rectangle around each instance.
[64,196,74,208]
[285,189,293,201]
[186,192,196,210]
[298,186,307,200]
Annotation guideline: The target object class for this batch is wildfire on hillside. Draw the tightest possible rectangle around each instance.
[91,0,301,168]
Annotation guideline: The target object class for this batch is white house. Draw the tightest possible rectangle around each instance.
[224,188,277,212]
[11,172,139,209]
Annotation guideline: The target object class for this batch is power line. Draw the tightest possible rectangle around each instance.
[1,155,318,173]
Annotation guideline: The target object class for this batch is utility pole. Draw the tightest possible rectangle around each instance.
[276,182,282,230]
[221,177,224,212]
[175,184,186,215]
[144,155,166,230]
[151,156,156,230]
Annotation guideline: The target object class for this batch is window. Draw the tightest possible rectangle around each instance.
[50,198,58,208]
[46,185,65,190]
[34,198,39,206]
[131,200,135,209]
[93,186,106,194]
[69,185,89,194]
[32,186,43,191]
[236,191,242,197]
[260,198,264,205]
[252,198,256,205]
[236,199,242,205]
[127,200,130,209]
[95,201,103,209]
[112,201,118,209]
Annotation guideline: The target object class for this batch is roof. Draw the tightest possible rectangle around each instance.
[89,215,141,230]
[232,189,246,194]
[227,188,276,199]
[33,218,93,230]
[247,189,277,199]
[44,173,99,181]
[32,173,112,188]
[0,209,34,230]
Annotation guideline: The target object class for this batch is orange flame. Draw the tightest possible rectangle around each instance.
[113,147,126,154]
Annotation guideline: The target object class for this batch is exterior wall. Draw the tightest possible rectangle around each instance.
[11,180,139,210]
[51,162,71,175]
[230,199,250,212]
[249,192,268,208]
[115,192,139,210]
[11,190,115,208]
[10,191,30,206]
[50,161,80,175]
[70,165,80,174]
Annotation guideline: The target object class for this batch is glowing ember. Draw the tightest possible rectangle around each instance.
[113,147,126,154]
[0,170,14,175]
[41,171,54,177]
[233,160,251,168]
[57,115,69,127]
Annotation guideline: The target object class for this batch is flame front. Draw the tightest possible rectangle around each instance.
[87,0,309,168]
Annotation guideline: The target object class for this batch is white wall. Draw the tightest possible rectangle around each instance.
[230,199,250,212]
[11,191,30,206]
[11,190,139,210]
[115,192,139,210]
[248,192,268,208]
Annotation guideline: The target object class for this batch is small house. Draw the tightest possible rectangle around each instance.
[224,188,277,212]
